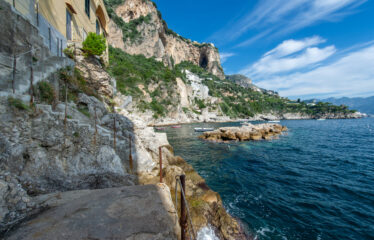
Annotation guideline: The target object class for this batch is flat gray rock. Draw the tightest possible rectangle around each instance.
[6,184,179,240]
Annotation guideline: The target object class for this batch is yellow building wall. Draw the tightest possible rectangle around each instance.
[38,0,109,43]
[5,0,38,26]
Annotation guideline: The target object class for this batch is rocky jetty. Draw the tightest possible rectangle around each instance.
[199,123,288,142]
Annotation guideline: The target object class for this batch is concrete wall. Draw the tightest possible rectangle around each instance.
[3,0,67,57]
[0,0,74,94]
[4,0,37,26]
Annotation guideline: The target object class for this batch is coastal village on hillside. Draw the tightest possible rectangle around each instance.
[0,0,371,240]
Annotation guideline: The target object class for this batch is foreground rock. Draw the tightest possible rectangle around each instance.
[5,184,179,240]
[199,123,288,142]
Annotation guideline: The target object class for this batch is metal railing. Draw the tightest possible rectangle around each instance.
[158,148,196,239]
[175,175,197,240]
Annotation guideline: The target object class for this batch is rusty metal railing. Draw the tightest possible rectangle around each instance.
[175,175,196,240]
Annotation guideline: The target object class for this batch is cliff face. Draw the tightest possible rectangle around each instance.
[106,0,225,79]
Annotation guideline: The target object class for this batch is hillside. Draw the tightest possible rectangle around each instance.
[104,0,360,124]
[104,0,224,79]
[320,96,374,115]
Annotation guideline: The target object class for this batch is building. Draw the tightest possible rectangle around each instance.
[4,0,109,58]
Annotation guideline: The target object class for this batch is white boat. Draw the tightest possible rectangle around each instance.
[268,120,280,123]
[194,127,214,132]
[317,118,326,121]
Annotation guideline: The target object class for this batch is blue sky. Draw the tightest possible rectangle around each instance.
[154,0,374,99]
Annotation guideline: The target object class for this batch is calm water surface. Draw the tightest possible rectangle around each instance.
[163,118,374,240]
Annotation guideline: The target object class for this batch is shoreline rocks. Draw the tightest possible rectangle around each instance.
[199,123,288,142]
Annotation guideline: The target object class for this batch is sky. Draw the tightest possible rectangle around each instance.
[153,0,374,100]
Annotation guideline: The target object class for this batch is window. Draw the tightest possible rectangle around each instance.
[85,0,90,18]
[66,9,72,40]
[96,19,100,35]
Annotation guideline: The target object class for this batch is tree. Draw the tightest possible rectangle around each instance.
[82,33,106,57]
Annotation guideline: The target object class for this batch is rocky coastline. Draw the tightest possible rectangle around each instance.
[146,111,366,127]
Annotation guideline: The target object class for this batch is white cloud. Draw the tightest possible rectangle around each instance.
[210,0,367,46]
[264,36,325,57]
[240,36,336,77]
[254,43,374,98]
[220,52,235,63]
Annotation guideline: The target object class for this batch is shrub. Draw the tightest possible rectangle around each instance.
[8,97,29,111]
[195,98,206,109]
[37,81,56,104]
[150,99,165,117]
[63,47,75,59]
[82,33,106,57]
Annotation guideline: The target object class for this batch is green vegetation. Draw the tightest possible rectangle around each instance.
[107,46,183,118]
[78,106,91,118]
[59,68,101,103]
[37,81,56,105]
[8,97,29,111]
[63,47,75,59]
[107,45,354,118]
[181,61,354,118]
[82,33,106,57]
[195,98,206,109]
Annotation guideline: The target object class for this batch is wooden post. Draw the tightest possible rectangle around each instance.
[180,175,187,240]
[12,55,16,94]
[159,146,163,183]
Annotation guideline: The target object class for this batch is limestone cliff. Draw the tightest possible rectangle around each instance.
[106,0,225,79]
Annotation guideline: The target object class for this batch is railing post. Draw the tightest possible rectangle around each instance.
[93,106,97,145]
[12,54,16,94]
[159,146,163,183]
[180,175,187,240]
[29,64,33,105]
[129,137,133,173]
[13,0,15,8]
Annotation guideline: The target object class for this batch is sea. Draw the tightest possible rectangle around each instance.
[163,118,374,240]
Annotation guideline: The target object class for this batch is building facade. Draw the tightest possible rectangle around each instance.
[5,0,109,58]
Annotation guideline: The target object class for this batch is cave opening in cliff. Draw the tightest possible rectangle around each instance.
[159,32,167,47]
[128,11,135,20]
[199,54,208,69]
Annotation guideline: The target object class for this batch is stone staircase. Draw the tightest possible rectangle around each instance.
[0,55,74,95]
[36,103,128,147]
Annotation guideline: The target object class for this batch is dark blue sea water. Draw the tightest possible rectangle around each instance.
[163,118,374,240]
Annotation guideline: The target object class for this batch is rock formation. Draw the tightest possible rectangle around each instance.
[199,123,288,142]
[106,0,225,79]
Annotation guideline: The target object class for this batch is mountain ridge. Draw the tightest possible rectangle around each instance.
[306,96,374,115]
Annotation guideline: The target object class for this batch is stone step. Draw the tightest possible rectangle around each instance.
[36,104,52,112]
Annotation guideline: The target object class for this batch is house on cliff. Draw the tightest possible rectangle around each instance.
[4,0,110,58]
